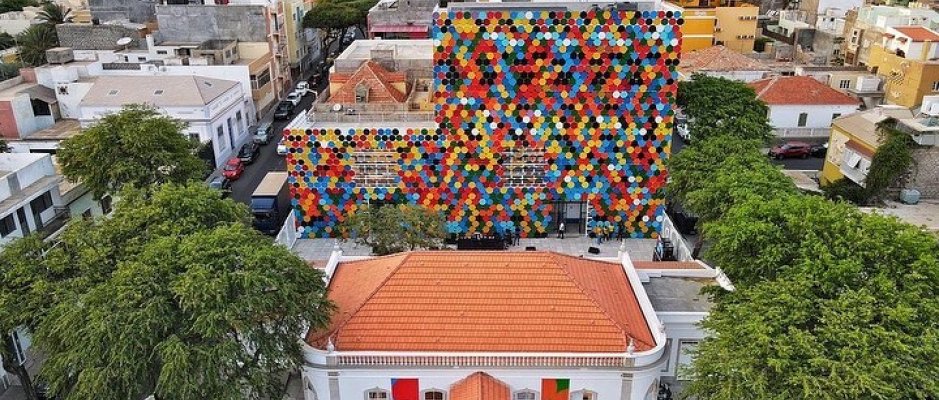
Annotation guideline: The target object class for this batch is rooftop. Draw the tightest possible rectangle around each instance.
[642,276,714,313]
[680,45,769,73]
[750,76,860,106]
[0,153,47,172]
[79,76,239,107]
[21,119,81,141]
[329,60,408,104]
[307,251,656,353]
[335,39,433,61]
[833,106,915,146]
[451,372,510,400]
[892,25,939,41]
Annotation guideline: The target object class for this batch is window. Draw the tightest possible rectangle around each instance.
[351,151,399,187]
[364,389,389,399]
[250,68,271,90]
[81,209,93,219]
[839,79,851,89]
[933,81,939,91]
[502,149,546,187]
[100,195,113,215]
[236,110,244,133]
[0,214,15,237]
[832,113,841,120]
[423,390,445,400]
[107,89,119,96]
[677,340,700,380]
[514,390,537,400]
[154,89,164,95]
[797,112,808,127]
[188,133,200,143]
[30,192,53,213]
[156,50,168,55]
[217,126,226,147]
[572,391,597,400]
[57,85,68,95]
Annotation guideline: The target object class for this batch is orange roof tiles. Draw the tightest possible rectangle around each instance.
[329,61,407,103]
[893,26,939,42]
[450,372,510,400]
[749,76,859,105]
[681,45,768,73]
[307,251,655,353]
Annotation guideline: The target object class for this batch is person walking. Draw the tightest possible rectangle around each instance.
[514,226,521,246]
[558,222,566,239]
[595,225,603,244]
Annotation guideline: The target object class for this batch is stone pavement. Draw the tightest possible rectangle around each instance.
[292,235,658,262]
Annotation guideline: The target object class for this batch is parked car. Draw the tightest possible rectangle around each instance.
[768,141,812,159]
[276,138,288,156]
[222,157,245,180]
[810,142,828,157]
[238,142,260,164]
[208,176,232,198]
[285,92,302,107]
[252,121,274,144]
[274,101,294,120]
[295,81,311,96]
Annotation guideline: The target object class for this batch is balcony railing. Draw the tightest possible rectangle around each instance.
[38,207,71,239]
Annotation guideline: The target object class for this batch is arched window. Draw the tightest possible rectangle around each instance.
[514,390,538,400]
[364,388,390,400]
[422,389,446,400]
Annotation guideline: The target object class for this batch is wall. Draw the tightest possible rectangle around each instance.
[769,104,860,129]
[286,10,680,238]
[820,124,859,184]
[0,18,31,36]
[88,0,156,23]
[303,365,663,400]
[714,6,758,53]
[681,9,716,52]
[0,100,18,139]
[910,145,939,198]
[869,45,939,107]
[10,95,54,138]
[155,5,269,43]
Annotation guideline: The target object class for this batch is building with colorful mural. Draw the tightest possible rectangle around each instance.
[284,0,683,238]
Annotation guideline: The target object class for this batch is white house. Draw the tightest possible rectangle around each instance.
[0,153,65,249]
[750,76,861,138]
[300,249,731,400]
[75,75,249,168]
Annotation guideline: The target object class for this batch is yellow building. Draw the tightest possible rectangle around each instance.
[671,0,759,53]
[867,26,939,108]
[820,107,912,186]
[283,0,311,77]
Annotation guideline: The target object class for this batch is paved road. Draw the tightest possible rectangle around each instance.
[671,134,826,171]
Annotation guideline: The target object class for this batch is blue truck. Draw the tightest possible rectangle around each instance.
[251,172,290,235]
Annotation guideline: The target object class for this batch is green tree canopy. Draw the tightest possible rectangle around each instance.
[15,23,56,67]
[303,0,375,55]
[0,183,333,400]
[57,104,207,199]
[667,135,767,205]
[0,32,15,51]
[677,75,773,143]
[0,0,38,14]
[686,195,939,399]
[683,161,797,222]
[338,203,446,255]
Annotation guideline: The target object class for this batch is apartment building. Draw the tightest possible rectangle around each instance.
[671,0,759,53]
[842,3,939,66]
[0,153,66,249]
[867,25,939,107]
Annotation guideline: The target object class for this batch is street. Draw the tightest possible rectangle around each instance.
[671,135,825,171]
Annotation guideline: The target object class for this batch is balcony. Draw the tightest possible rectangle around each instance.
[38,207,71,239]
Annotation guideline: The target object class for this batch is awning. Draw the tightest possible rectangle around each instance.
[369,24,428,33]
[845,139,876,158]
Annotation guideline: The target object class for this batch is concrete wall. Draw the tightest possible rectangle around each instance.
[88,0,156,23]
[56,23,144,51]
[156,5,269,43]
[769,104,860,129]
[714,6,758,54]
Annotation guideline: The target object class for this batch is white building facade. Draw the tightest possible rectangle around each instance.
[0,153,65,249]
[75,75,250,167]
[751,76,861,137]
[299,250,730,400]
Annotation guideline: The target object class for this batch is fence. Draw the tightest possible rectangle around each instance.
[775,127,831,138]
[660,213,693,262]
[275,211,298,249]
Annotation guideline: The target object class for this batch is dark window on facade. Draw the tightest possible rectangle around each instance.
[100,195,113,214]
[250,69,271,89]
[0,214,15,237]
[30,192,53,213]
[798,113,808,127]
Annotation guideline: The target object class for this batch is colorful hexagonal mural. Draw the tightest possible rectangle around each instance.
[284,9,682,238]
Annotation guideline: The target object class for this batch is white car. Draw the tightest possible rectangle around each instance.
[276,139,288,156]
[286,92,302,107]
[295,81,311,96]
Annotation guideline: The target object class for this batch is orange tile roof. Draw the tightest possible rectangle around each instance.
[632,261,705,270]
[329,60,407,103]
[450,372,510,400]
[307,251,655,353]
[681,45,768,73]
[749,76,859,105]
[893,26,939,42]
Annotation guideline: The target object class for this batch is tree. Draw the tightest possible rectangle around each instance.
[0,183,334,400]
[667,135,767,204]
[685,196,939,399]
[57,104,207,199]
[0,32,15,51]
[15,23,56,67]
[0,0,38,14]
[36,2,72,25]
[678,75,774,143]
[683,161,797,222]
[338,203,446,255]
[303,0,375,57]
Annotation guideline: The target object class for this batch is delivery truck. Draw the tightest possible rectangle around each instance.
[251,172,290,235]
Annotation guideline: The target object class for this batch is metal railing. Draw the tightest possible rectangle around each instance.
[774,127,831,138]
[335,354,634,368]
[38,207,71,239]
[307,111,434,124]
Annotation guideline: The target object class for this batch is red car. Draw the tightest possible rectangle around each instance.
[768,141,812,159]
[222,157,245,180]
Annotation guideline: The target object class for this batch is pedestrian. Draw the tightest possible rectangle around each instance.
[558,222,566,239]
[514,226,521,246]
[595,225,603,244]
[605,224,613,242]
